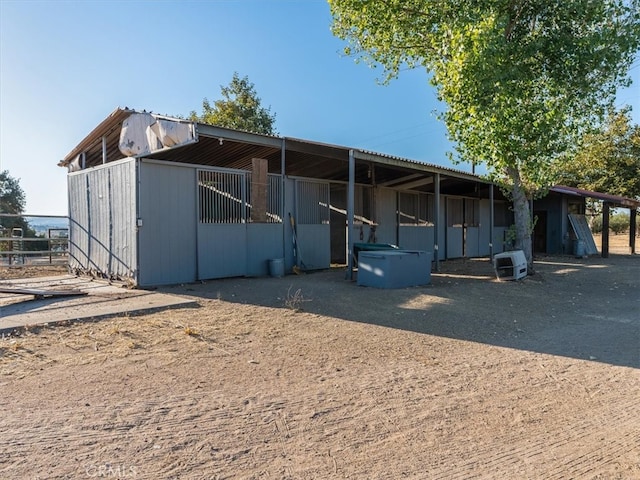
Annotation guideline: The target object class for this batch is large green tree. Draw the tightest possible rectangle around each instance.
[555,107,640,200]
[0,170,35,248]
[189,72,277,135]
[329,0,640,264]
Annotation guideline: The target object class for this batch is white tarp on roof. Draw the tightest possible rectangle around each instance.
[119,112,197,157]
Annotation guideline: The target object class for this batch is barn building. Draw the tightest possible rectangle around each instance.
[59,108,637,287]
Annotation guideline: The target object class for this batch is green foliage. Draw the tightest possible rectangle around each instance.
[330,0,640,263]
[591,212,636,234]
[610,212,631,234]
[189,72,277,135]
[0,170,26,216]
[556,107,640,200]
[0,171,37,252]
[0,170,31,233]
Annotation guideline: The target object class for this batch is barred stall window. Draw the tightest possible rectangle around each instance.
[266,175,283,223]
[447,198,464,227]
[297,181,329,225]
[198,170,246,224]
[465,199,480,227]
[419,194,434,225]
[400,192,434,226]
[199,170,282,224]
[354,185,374,225]
[399,192,418,225]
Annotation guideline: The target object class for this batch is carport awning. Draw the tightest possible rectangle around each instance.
[551,185,640,209]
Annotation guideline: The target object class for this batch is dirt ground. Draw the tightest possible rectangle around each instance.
[1,247,639,479]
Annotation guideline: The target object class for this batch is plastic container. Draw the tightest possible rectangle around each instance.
[357,250,432,288]
[268,258,284,278]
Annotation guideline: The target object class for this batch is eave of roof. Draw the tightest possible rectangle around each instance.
[551,185,640,209]
[58,107,489,188]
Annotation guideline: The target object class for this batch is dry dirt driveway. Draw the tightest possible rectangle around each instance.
[1,254,639,479]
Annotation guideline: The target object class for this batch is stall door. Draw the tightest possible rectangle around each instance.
[295,180,330,270]
[197,169,248,279]
[446,197,464,258]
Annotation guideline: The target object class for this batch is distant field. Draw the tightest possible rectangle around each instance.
[592,231,638,254]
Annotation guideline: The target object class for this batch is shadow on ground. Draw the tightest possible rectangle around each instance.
[162,255,640,369]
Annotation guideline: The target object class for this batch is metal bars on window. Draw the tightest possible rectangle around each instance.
[465,199,480,227]
[354,185,374,225]
[198,169,282,224]
[399,192,434,226]
[296,180,329,225]
[267,174,282,223]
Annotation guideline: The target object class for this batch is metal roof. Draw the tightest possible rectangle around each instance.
[550,185,640,209]
[59,107,497,198]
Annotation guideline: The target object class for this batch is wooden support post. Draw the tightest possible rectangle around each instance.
[602,202,610,258]
[251,158,268,223]
[630,208,637,255]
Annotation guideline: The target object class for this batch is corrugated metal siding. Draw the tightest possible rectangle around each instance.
[376,188,397,245]
[109,161,137,278]
[87,167,111,272]
[478,199,490,256]
[68,173,90,270]
[295,179,330,270]
[67,160,137,280]
[138,161,197,286]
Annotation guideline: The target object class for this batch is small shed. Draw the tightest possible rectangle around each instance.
[532,185,639,256]
[59,108,516,287]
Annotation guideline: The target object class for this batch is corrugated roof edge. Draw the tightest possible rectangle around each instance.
[59,107,135,166]
[551,185,640,209]
[59,107,487,184]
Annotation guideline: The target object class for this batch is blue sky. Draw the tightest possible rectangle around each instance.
[1,0,638,215]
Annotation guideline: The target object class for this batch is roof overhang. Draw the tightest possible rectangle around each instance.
[551,185,640,209]
[58,107,500,198]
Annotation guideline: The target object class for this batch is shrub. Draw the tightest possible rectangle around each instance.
[610,213,630,234]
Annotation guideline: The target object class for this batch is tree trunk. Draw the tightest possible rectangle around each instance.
[508,167,533,267]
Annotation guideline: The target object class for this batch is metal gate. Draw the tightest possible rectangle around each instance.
[197,169,248,279]
[295,179,330,270]
[197,168,283,279]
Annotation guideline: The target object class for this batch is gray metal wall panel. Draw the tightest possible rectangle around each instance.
[284,178,296,271]
[399,226,434,252]
[68,160,137,280]
[87,168,111,273]
[478,199,491,256]
[376,187,397,244]
[247,224,283,276]
[295,179,330,270]
[446,227,464,258]
[493,227,507,254]
[109,161,137,278]
[197,224,247,279]
[138,161,197,286]
[68,173,90,270]
[466,227,480,257]
[296,224,330,270]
